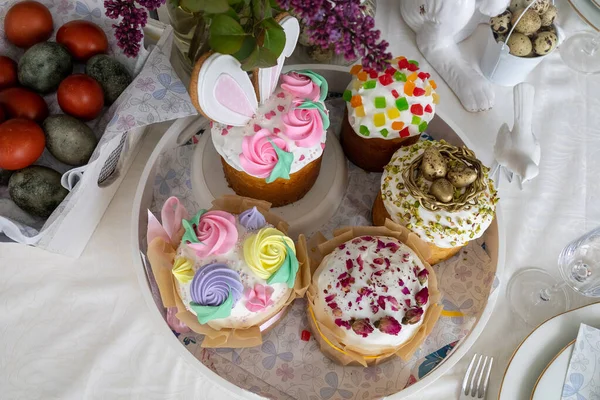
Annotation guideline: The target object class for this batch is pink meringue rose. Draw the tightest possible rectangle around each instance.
[282,107,324,148]
[239,129,289,178]
[280,72,320,101]
[244,283,275,312]
[187,210,238,257]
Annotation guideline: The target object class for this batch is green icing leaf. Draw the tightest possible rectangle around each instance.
[266,139,293,184]
[267,240,298,288]
[190,289,234,324]
[294,70,328,102]
[296,100,330,130]
[181,209,207,245]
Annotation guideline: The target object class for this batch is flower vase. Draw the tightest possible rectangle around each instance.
[166,3,210,75]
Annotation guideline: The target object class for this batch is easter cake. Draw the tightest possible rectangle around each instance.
[372,139,498,265]
[341,56,439,172]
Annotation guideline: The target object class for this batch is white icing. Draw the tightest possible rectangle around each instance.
[211,85,326,177]
[175,217,292,330]
[313,236,429,353]
[381,140,498,248]
[345,62,437,140]
[196,53,258,126]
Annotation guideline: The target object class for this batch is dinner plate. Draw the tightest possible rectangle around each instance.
[530,341,575,400]
[568,0,600,30]
[499,302,600,400]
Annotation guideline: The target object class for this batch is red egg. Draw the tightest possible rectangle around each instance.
[0,56,18,91]
[56,20,109,61]
[0,118,46,170]
[0,87,49,123]
[57,74,104,120]
[4,1,53,48]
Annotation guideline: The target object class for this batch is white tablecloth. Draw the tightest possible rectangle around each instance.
[1,1,599,398]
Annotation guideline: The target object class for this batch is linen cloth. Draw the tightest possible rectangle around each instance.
[1,0,600,398]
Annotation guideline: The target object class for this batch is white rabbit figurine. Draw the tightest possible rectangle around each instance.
[400,0,510,112]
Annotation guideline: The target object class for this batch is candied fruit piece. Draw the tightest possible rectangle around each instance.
[418,72,429,80]
[419,121,428,132]
[385,67,396,76]
[395,97,409,111]
[380,128,389,138]
[387,107,400,119]
[398,58,410,70]
[355,105,365,117]
[432,92,440,104]
[425,104,433,113]
[408,59,419,67]
[399,127,410,137]
[411,115,421,125]
[392,121,404,130]
[357,71,368,81]
[394,71,407,82]
[413,87,425,96]
[374,96,386,108]
[352,80,362,90]
[407,72,418,82]
[350,95,362,107]
[359,125,370,136]
[301,330,311,341]
[350,65,362,75]
[404,81,415,96]
[373,113,386,127]
[425,85,432,96]
[429,79,437,89]
[410,104,423,116]
[379,74,393,86]
[391,89,400,98]
[343,90,352,102]
[369,70,378,79]
[363,80,377,89]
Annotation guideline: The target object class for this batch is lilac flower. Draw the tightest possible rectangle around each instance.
[278,0,392,71]
[104,0,164,57]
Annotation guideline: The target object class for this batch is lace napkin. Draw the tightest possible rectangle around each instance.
[562,323,600,399]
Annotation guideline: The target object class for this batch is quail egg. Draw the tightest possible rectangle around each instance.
[491,10,512,34]
[494,32,507,43]
[522,0,550,14]
[540,5,557,26]
[509,0,523,12]
[507,32,533,56]
[512,8,542,35]
[533,31,558,55]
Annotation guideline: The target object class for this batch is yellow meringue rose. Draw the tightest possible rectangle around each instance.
[172,256,194,283]
[243,227,296,280]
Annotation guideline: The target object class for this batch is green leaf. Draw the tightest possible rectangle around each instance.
[202,0,229,13]
[240,45,260,70]
[179,0,204,13]
[209,14,248,54]
[252,0,272,21]
[260,19,285,59]
[228,0,244,4]
[221,6,240,21]
[233,36,257,62]
[254,46,278,68]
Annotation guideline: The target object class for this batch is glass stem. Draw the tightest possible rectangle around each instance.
[539,281,567,302]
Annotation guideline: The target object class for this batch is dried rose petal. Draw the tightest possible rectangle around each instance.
[415,287,429,306]
[376,239,385,250]
[346,259,353,270]
[418,269,429,285]
[327,301,338,310]
[338,243,346,250]
[377,296,387,310]
[362,236,374,241]
[374,316,402,336]
[335,319,351,330]
[404,299,411,307]
[325,294,336,303]
[373,258,384,265]
[402,307,424,325]
[371,304,379,314]
[333,308,342,317]
[398,279,404,286]
[351,319,374,337]
[357,255,364,270]
[401,286,410,295]
[385,242,400,252]
[338,272,349,280]
[387,296,400,311]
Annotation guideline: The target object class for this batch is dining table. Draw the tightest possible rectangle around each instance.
[2,0,600,398]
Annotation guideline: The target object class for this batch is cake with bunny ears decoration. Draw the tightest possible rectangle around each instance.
[189,14,330,207]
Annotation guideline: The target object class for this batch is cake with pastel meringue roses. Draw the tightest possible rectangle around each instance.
[306,224,441,366]
[146,195,309,347]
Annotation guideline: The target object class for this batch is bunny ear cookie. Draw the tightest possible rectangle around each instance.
[190,51,259,126]
[255,14,300,104]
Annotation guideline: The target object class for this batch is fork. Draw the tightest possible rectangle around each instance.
[459,354,494,399]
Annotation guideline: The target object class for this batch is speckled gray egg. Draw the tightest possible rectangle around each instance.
[43,115,98,166]
[429,178,454,203]
[507,32,533,56]
[18,42,73,94]
[420,147,447,181]
[509,0,523,12]
[490,10,512,34]
[533,31,558,55]
[8,166,68,218]
[523,0,550,14]
[447,166,478,188]
[540,5,557,26]
[86,55,133,105]
[512,8,542,35]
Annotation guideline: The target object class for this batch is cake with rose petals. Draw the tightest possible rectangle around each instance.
[212,70,329,207]
[308,234,438,364]
[173,205,300,330]
[341,57,439,172]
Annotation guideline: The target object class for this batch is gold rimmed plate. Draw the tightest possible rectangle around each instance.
[567,0,600,31]
[498,302,600,400]
[530,339,575,400]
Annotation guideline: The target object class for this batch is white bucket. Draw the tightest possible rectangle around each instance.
[480,2,563,86]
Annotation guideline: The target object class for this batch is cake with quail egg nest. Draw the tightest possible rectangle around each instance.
[372,139,498,265]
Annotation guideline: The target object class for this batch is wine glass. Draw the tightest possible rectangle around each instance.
[559,31,600,75]
[507,227,600,326]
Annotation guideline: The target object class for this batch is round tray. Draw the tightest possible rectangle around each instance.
[131,65,505,399]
